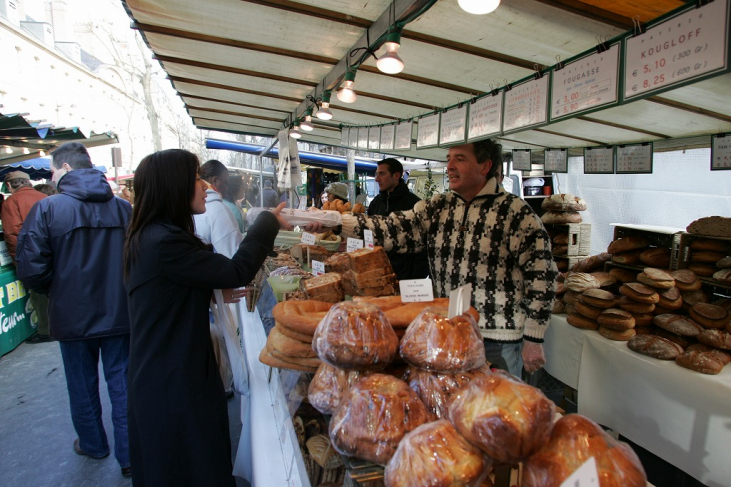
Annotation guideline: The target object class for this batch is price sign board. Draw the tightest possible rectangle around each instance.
[346,238,364,252]
[363,229,374,249]
[584,146,615,174]
[712,133,731,170]
[348,126,358,148]
[623,0,730,100]
[417,113,440,148]
[340,127,349,147]
[545,149,568,173]
[616,143,653,174]
[357,127,369,149]
[512,149,532,171]
[368,126,380,150]
[311,260,325,276]
[394,120,413,150]
[400,279,434,302]
[439,104,467,146]
[380,124,395,151]
[551,44,620,120]
[301,232,316,245]
[467,92,503,141]
[503,76,549,133]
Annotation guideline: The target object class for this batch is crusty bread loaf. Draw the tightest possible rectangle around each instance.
[697,329,731,350]
[687,263,717,277]
[618,295,656,314]
[670,269,701,291]
[687,216,731,237]
[448,371,555,465]
[632,312,655,327]
[564,272,600,292]
[611,249,644,266]
[266,326,317,358]
[690,303,729,329]
[571,253,612,273]
[541,193,587,211]
[523,414,646,487]
[541,210,582,224]
[552,300,566,314]
[597,309,636,331]
[627,334,684,360]
[574,300,605,320]
[567,313,599,330]
[680,289,710,310]
[690,237,730,252]
[562,290,582,305]
[272,300,334,335]
[653,314,703,337]
[609,267,638,284]
[607,237,649,254]
[691,250,727,264]
[716,256,731,269]
[619,283,660,304]
[598,326,636,341]
[712,269,731,283]
[686,343,731,365]
[657,287,682,310]
[581,289,619,309]
[675,350,724,375]
[590,271,617,287]
[636,268,675,290]
[639,247,671,268]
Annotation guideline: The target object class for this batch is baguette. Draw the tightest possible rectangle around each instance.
[639,247,671,268]
[607,237,649,254]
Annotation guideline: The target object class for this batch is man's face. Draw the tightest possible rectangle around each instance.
[51,162,70,185]
[375,164,401,193]
[446,144,491,199]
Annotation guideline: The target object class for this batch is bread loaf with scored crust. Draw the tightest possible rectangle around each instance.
[628,334,684,360]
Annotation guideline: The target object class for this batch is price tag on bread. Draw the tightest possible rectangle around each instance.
[301,232,317,245]
[400,279,434,302]
[560,457,599,487]
[311,260,325,276]
[448,284,472,318]
[363,230,374,249]
[347,237,364,252]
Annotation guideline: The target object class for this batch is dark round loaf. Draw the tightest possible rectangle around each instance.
[657,287,682,310]
[639,247,671,268]
[697,329,731,350]
[575,300,605,320]
[567,313,599,330]
[619,283,660,304]
[597,308,636,331]
[618,296,656,314]
[627,334,684,360]
[653,314,703,337]
[690,303,729,329]
[632,313,655,327]
[607,237,649,254]
[670,269,702,291]
[609,267,638,283]
[675,351,724,375]
[581,289,619,309]
[598,326,636,341]
[611,249,644,266]
[686,343,731,365]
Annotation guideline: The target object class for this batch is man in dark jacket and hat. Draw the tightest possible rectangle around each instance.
[16,142,132,478]
[367,158,429,280]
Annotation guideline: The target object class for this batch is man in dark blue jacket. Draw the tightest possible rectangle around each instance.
[367,158,429,280]
[16,142,133,478]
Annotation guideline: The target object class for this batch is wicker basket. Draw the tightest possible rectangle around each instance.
[244,266,267,312]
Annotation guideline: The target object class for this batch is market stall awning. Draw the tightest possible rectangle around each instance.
[0,110,119,166]
[122,0,731,161]
[0,157,107,180]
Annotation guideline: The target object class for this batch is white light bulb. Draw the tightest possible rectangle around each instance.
[377,41,404,74]
[315,102,333,120]
[4,147,12,154]
[300,115,314,132]
[337,80,357,104]
[289,127,302,139]
[23,148,30,154]
[40,150,46,156]
[458,0,500,15]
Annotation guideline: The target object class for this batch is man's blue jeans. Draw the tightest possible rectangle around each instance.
[59,335,130,468]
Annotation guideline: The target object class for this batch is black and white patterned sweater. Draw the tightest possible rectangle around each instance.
[341,178,557,343]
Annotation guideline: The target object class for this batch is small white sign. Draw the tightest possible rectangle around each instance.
[301,232,316,245]
[0,241,12,267]
[311,260,325,276]
[400,279,434,302]
[347,238,364,252]
[448,284,472,318]
[363,230,374,249]
[559,457,599,487]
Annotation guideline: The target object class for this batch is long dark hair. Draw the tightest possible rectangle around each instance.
[124,149,205,275]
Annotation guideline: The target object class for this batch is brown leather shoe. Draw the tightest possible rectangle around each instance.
[121,466,132,478]
[73,438,109,459]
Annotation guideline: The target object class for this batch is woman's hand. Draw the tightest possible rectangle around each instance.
[270,202,294,230]
[222,287,247,303]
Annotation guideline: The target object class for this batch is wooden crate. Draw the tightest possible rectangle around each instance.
[676,232,731,291]
[545,223,591,256]
[610,224,684,270]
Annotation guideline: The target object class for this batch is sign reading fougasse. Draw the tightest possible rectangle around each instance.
[400,279,434,303]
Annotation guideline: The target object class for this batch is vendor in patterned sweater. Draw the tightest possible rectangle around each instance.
[339,139,557,378]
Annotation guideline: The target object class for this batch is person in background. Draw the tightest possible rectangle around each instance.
[318,139,557,378]
[367,158,429,280]
[33,183,58,196]
[123,148,290,486]
[222,174,246,233]
[119,184,133,204]
[16,142,132,477]
[324,181,349,203]
[261,179,279,207]
[1,171,50,343]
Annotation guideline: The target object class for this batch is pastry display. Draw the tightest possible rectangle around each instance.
[329,374,433,465]
[399,307,486,373]
[384,419,489,487]
[404,365,492,419]
[353,296,480,328]
[308,362,370,415]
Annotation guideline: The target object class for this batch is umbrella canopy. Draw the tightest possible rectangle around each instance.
[0,157,107,181]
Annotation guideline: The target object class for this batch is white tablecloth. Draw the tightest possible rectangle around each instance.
[544,315,731,487]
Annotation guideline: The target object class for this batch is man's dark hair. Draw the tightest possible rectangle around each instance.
[263,179,273,188]
[378,158,404,178]
[34,183,57,196]
[51,142,93,170]
[223,175,244,201]
[200,159,228,183]
[472,139,503,179]
[7,178,31,190]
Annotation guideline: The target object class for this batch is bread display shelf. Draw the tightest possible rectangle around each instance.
[611,224,684,270]
[676,233,731,290]
[545,223,591,256]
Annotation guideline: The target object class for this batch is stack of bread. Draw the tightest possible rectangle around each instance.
[553,253,613,312]
[302,273,344,303]
[540,193,587,225]
[681,236,731,282]
[290,244,332,265]
[608,236,671,268]
[340,247,398,297]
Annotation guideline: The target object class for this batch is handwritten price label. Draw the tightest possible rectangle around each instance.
[301,232,316,245]
[347,238,364,252]
[363,230,374,249]
[311,260,325,276]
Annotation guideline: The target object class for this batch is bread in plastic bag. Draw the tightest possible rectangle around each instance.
[384,419,490,487]
[448,370,555,465]
[404,365,492,418]
[399,306,486,373]
[307,362,370,415]
[312,301,398,370]
[247,206,342,227]
[523,414,647,487]
[329,373,434,465]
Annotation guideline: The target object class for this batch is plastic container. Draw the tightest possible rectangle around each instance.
[525,186,542,196]
[266,275,302,301]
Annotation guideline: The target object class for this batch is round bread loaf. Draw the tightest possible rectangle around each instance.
[607,237,649,254]
[650,327,693,349]
[564,272,600,293]
[712,269,731,283]
[275,323,314,343]
[639,247,671,268]
[690,303,729,329]
[670,269,701,291]
[552,244,569,255]
[571,253,612,273]
[697,329,731,350]
[627,334,684,360]
[597,309,635,331]
[675,351,724,375]
[312,301,398,370]
[619,283,660,304]
[689,237,729,252]
[448,371,555,465]
[541,193,587,211]
[272,300,333,335]
[657,287,682,310]
[687,216,731,238]
[717,256,731,269]
[567,313,599,330]
[267,326,318,358]
[552,300,566,314]
[598,326,636,341]
[687,263,716,278]
[308,362,370,415]
[691,250,727,264]
[541,210,582,224]
[653,314,703,337]
[680,289,709,308]
[523,414,646,487]
[582,289,619,308]
[562,290,582,305]
[553,233,569,245]
[686,343,731,365]
[329,374,433,465]
[574,300,605,320]
[618,295,655,314]
[632,313,655,327]
[590,271,617,287]
[637,268,675,289]
[609,267,638,283]
[258,347,319,373]
[399,307,486,373]
[611,249,644,266]
[404,365,492,419]
[384,419,489,487]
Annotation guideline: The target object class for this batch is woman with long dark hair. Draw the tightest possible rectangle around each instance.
[123,149,289,486]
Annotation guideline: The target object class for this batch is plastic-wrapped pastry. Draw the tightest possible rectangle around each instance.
[448,371,555,465]
[404,365,492,418]
[312,301,398,370]
[523,414,646,487]
[329,373,434,466]
[399,307,486,373]
[384,419,490,487]
[307,362,370,415]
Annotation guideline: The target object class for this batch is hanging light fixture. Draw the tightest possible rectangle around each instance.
[315,91,333,120]
[39,150,46,156]
[377,30,405,74]
[289,121,302,139]
[458,0,500,14]
[23,148,30,154]
[337,70,358,104]
[4,147,12,154]
[300,108,314,132]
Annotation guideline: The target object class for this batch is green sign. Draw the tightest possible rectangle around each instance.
[0,269,34,356]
